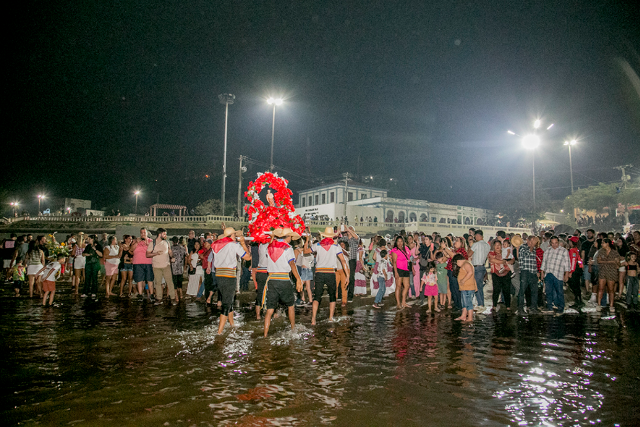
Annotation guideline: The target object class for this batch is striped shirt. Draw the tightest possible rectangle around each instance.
[518,244,538,273]
[470,240,490,266]
[541,246,571,281]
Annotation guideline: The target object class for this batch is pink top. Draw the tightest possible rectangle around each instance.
[132,239,153,264]
[391,246,411,271]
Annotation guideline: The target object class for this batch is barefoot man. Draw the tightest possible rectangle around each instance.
[305,227,349,325]
[212,227,251,334]
[263,228,303,337]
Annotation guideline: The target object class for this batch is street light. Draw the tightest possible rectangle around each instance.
[10,202,19,216]
[37,194,45,213]
[218,93,235,216]
[134,190,141,215]
[267,97,283,171]
[564,139,578,194]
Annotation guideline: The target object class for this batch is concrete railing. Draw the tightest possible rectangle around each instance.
[7,215,243,223]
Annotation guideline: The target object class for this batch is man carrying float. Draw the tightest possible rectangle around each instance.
[263,227,303,337]
[212,227,251,334]
[304,226,349,325]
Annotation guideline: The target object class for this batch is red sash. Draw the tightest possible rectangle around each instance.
[268,241,290,262]
[212,237,234,254]
[320,238,334,251]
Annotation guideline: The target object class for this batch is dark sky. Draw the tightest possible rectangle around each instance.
[7,0,640,214]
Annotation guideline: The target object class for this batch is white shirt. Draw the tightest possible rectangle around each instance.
[470,240,490,266]
[257,243,269,269]
[212,241,246,269]
[311,242,342,269]
[147,239,170,268]
[267,240,296,273]
[106,245,120,265]
[41,261,61,282]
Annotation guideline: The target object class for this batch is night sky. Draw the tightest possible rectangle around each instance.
[8,0,640,214]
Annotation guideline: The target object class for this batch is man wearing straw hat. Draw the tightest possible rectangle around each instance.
[211,227,251,334]
[263,228,303,336]
[304,227,349,325]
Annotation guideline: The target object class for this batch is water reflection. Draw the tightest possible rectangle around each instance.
[1,298,638,426]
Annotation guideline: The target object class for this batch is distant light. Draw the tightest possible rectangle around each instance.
[205,175,210,178]
[570,139,577,145]
[370,176,373,179]
[38,194,45,200]
[507,130,516,135]
[522,134,540,150]
[134,190,141,195]
[546,123,554,130]
[267,97,283,105]
[10,202,19,206]
[533,119,541,129]
[561,210,564,213]
[390,178,393,181]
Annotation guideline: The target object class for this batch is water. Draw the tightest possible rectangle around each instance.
[2,293,639,426]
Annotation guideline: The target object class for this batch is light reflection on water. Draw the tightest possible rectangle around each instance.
[1,297,639,426]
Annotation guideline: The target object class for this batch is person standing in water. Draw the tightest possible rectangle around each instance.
[211,227,251,334]
[263,228,303,337]
[305,227,349,325]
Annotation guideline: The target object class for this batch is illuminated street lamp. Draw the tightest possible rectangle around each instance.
[10,202,19,216]
[134,190,141,215]
[37,194,45,213]
[218,93,235,216]
[564,139,577,194]
[267,97,283,171]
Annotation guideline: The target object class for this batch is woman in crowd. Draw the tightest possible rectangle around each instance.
[409,236,421,299]
[442,236,468,311]
[391,236,412,309]
[353,240,367,295]
[488,240,513,311]
[118,235,134,297]
[336,241,350,307]
[596,238,620,312]
[294,237,314,305]
[186,241,203,297]
[615,237,629,299]
[72,233,86,295]
[103,236,121,297]
[25,241,45,298]
[587,239,602,303]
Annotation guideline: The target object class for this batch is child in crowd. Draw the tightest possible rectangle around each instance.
[421,262,439,313]
[623,252,639,311]
[373,250,389,309]
[502,239,515,277]
[12,260,26,297]
[37,254,66,306]
[435,252,450,309]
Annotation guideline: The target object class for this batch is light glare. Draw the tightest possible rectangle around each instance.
[533,119,541,129]
[547,123,554,130]
[522,134,540,149]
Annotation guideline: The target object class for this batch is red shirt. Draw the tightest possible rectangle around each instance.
[535,248,544,272]
[569,248,582,273]
[199,248,212,270]
[446,248,468,271]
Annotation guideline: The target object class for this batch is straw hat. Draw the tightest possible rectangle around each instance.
[218,227,242,240]
[273,227,301,239]
[511,235,523,248]
[319,226,339,238]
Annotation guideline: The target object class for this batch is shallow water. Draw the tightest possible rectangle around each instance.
[2,293,639,426]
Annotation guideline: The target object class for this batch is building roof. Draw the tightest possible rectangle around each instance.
[298,179,388,193]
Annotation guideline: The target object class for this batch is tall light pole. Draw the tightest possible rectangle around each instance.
[10,202,19,216]
[134,190,141,215]
[218,93,235,216]
[267,97,283,172]
[564,139,577,194]
[37,194,45,213]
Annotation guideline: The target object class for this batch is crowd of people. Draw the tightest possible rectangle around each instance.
[2,225,640,335]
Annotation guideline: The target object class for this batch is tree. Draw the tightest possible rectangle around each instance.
[194,199,236,216]
[563,183,619,213]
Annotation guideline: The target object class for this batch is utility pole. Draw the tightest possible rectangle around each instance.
[614,164,633,224]
[218,93,235,216]
[343,172,349,222]
[237,155,245,219]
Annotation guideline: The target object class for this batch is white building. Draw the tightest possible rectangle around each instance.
[294,180,492,226]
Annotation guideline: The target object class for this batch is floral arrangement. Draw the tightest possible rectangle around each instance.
[45,234,70,258]
[244,172,305,243]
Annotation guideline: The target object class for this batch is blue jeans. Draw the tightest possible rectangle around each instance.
[519,270,538,310]
[474,266,486,306]
[461,290,474,311]
[448,270,461,310]
[544,273,565,312]
[374,276,386,304]
[626,276,639,308]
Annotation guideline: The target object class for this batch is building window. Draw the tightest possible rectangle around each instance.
[330,192,335,203]
[321,194,326,204]
[315,195,319,205]
[361,194,367,199]
[301,197,306,207]
[348,192,353,201]
[308,196,312,206]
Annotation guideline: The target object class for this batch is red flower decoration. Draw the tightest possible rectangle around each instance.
[244,172,305,243]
